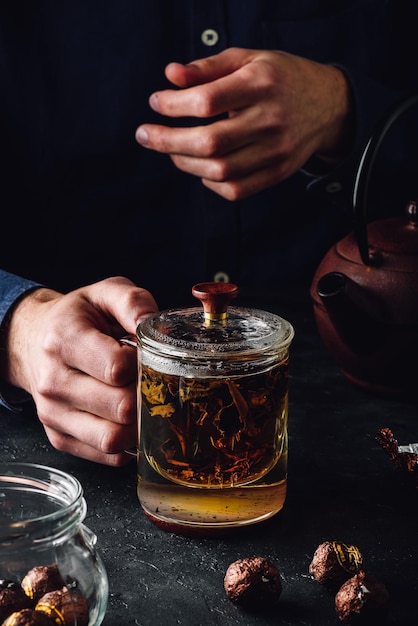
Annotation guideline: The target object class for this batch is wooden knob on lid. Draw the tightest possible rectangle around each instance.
[192,282,239,321]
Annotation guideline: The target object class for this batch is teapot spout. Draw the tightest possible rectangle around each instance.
[316,272,382,354]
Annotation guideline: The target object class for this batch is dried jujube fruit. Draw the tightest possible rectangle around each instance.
[224,556,282,608]
[35,588,89,626]
[309,541,363,588]
[0,581,32,624]
[1,608,53,626]
[334,571,390,623]
[21,565,65,603]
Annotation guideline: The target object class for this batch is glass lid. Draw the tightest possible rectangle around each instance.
[137,283,294,357]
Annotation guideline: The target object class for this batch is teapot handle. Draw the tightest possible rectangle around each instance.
[353,92,418,265]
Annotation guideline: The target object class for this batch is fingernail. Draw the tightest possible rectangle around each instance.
[149,93,160,112]
[136,312,155,325]
[136,127,149,147]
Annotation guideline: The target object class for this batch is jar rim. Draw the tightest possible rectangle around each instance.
[0,462,86,546]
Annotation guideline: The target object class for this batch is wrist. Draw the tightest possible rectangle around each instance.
[0,287,60,389]
[315,65,355,164]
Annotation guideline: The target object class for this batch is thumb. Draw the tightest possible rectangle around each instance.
[85,276,158,335]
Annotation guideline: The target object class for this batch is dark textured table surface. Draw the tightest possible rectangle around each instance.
[1,289,417,626]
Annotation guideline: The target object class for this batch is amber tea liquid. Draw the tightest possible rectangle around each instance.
[137,358,289,531]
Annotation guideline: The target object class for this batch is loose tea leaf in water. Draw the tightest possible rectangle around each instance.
[140,361,288,487]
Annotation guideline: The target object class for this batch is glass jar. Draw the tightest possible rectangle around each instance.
[134,282,295,535]
[0,462,108,625]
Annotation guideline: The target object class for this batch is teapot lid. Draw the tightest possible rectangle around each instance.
[137,282,294,361]
[367,201,418,254]
[336,200,418,269]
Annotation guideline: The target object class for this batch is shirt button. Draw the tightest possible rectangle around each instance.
[325,181,342,193]
[201,29,219,47]
[213,271,230,283]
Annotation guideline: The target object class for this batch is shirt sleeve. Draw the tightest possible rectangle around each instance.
[0,269,43,412]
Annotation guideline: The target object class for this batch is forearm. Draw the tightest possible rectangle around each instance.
[0,270,44,409]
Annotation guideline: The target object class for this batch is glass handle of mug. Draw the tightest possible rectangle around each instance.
[120,334,136,349]
[120,334,138,457]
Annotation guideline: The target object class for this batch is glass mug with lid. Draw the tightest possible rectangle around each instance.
[123,283,294,535]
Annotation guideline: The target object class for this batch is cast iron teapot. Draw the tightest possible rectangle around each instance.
[310,94,418,396]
